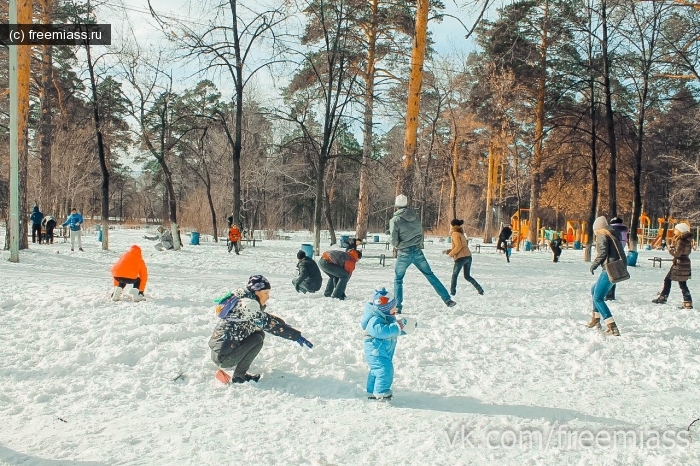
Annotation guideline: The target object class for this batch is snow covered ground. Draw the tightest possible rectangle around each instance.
[1,227,699,465]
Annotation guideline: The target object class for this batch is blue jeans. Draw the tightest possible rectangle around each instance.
[394,246,451,310]
[591,270,615,320]
[451,256,483,295]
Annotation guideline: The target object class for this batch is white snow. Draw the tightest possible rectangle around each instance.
[1,227,699,465]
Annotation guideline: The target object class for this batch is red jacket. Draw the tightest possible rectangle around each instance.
[322,249,360,275]
[111,245,148,291]
[229,226,241,242]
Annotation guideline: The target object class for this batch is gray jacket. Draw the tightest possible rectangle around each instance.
[389,207,424,250]
[592,226,625,270]
[145,229,174,250]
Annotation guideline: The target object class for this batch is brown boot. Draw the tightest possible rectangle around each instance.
[651,294,668,304]
[680,301,693,309]
[586,311,601,329]
[604,320,620,336]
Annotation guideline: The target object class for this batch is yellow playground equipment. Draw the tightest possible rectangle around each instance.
[639,213,691,249]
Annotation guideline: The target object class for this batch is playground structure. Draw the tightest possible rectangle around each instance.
[638,213,692,249]
[510,209,588,250]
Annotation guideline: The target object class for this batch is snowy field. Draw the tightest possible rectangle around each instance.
[1,227,699,466]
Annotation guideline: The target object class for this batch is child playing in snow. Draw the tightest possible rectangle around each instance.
[651,223,693,309]
[208,275,314,383]
[110,245,148,302]
[360,287,413,400]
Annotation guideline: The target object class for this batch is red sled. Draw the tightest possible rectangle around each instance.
[215,369,231,384]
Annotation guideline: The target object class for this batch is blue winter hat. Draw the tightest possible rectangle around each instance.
[247,275,271,292]
[372,287,397,314]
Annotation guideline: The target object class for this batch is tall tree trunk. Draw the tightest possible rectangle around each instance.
[528,0,548,246]
[18,0,31,250]
[449,125,459,221]
[38,42,53,211]
[585,3,598,263]
[399,0,429,200]
[206,171,218,242]
[85,41,110,250]
[229,0,244,229]
[601,0,618,218]
[313,157,327,255]
[355,0,378,241]
[483,145,495,243]
[628,80,648,252]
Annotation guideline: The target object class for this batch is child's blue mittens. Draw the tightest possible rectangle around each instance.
[396,317,416,335]
[297,336,314,349]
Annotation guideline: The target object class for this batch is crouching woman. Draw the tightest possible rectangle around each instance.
[208,275,313,383]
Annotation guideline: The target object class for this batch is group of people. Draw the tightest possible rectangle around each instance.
[29,205,84,251]
[100,196,693,399]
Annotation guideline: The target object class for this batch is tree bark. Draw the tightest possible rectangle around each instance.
[601,0,618,218]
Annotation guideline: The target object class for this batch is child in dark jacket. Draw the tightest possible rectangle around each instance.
[208,275,313,383]
[651,223,693,309]
[293,250,323,293]
[361,287,413,400]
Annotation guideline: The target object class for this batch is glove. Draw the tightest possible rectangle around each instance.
[396,317,416,335]
[590,264,597,275]
[297,336,313,349]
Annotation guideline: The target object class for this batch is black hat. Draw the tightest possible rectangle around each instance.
[609,217,623,224]
[297,250,306,260]
[451,219,464,227]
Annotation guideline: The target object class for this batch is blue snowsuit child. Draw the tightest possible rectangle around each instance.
[360,287,402,399]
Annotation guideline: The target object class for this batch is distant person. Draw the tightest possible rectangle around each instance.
[110,245,148,302]
[228,223,242,254]
[144,225,174,251]
[292,250,323,294]
[605,217,629,301]
[550,234,564,263]
[587,216,624,336]
[496,224,513,263]
[30,205,44,244]
[319,240,362,300]
[62,208,84,251]
[390,194,455,312]
[444,218,483,296]
[226,213,234,228]
[41,214,57,244]
[208,275,313,384]
[651,223,693,309]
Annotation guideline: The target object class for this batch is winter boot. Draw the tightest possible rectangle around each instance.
[680,301,693,310]
[130,288,145,302]
[111,286,123,302]
[445,300,457,308]
[604,320,620,336]
[651,294,668,304]
[243,373,261,382]
[586,311,602,329]
[368,391,393,401]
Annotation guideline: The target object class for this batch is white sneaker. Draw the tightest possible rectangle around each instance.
[112,286,123,302]
[130,288,145,302]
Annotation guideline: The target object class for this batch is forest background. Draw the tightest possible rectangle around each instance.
[1,0,700,256]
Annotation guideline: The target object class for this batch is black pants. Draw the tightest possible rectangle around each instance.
[228,240,240,254]
[213,331,265,378]
[32,224,42,243]
[661,272,692,302]
[115,277,141,289]
[319,258,350,299]
[450,256,483,295]
[45,221,56,243]
[552,246,562,262]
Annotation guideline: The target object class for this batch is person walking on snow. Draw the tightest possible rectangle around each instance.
[444,219,483,296]
[496,224,513,263]
[208,275,314,384]
[319,241,362,300]
[361,287,414,400]
[228,223,242,254]
[586,216,624,336]
[110,245,148,302]
[62,208,84,251]
[550,234,564,263]
[651,223,693,309]
[390,194,456,312]
[30,205,44,244]
[144,226,174,251]
[292,250,323,294]
[605,217,629,301]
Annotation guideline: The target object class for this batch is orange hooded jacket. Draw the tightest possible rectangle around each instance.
[228,226,241,242]
[111,245,148,291]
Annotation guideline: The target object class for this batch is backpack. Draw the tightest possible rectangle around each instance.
[214,292,240,319]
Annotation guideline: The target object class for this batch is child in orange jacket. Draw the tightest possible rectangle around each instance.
[111,245,148,302]
[228,224,242,254]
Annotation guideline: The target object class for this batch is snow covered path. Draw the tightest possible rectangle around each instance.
[1,228,698,465]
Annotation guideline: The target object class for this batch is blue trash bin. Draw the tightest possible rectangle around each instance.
[301,243,314,258]
[340,235,349,246]
[447,236,451,243]
[574,240,582,250]
[627,250,638,267]
[190,232,200,246]
[374,235,380,242]
[524,240,531,251]
[97,230,102,242]
[645,244,652,250]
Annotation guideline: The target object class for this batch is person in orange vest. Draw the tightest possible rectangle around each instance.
[110,245,148,302]
[228,223,242,255]
[319,239,362,300]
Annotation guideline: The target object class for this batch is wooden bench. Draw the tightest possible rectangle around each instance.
[474,244,497,253]
[362,253,394,267]
[361,240,391,250]
[649,257,673,268]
